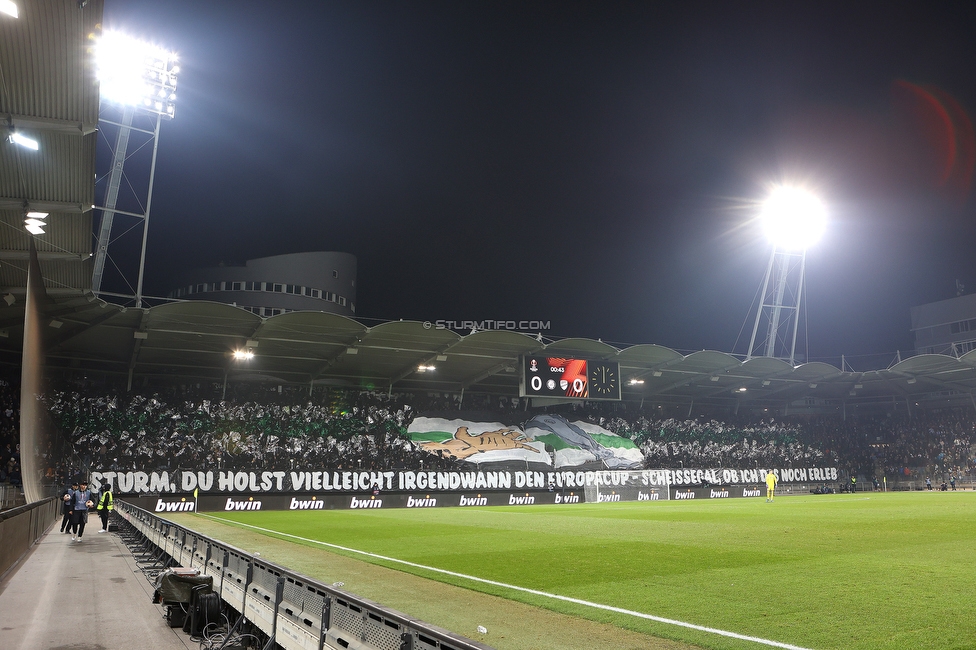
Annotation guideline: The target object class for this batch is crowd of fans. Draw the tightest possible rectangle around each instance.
[800,412,975,482]
[0,376,973,493]
[0,380,22,488]
[629,417,830,470]
[44,386,463,476]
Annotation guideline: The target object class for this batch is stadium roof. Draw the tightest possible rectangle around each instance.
[0,0,101,294]
[0,297,974,410]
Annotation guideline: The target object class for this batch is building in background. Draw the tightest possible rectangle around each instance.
[169,252,357,317]
[911,293,976,356]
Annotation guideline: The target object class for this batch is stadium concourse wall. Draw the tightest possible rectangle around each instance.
[112,467,841,513]
[0,497,60,582]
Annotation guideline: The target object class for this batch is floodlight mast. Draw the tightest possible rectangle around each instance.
[746,187,825,365]
[91,31,178,308]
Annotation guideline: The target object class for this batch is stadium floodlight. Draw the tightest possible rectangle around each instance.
[8,131,38,150]
[746,185,828,364]
[92,31,180,307]
[759,185,827,251]
[94,31,179,118]
[0,1,17,18]
[233,349,254,361]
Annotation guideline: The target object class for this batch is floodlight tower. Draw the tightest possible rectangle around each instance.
[91,31,178,307]
[746,186,827,364]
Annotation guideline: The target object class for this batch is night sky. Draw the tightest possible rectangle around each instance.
[101,1,976,365]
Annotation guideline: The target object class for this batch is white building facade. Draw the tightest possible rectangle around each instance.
[911,293,976,356]
[169,252,357,318]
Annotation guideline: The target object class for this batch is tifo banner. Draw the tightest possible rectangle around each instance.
[407,413,644,468]
[93,466,840,495]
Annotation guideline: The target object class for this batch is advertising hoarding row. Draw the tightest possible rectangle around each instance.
[131,483,794,513]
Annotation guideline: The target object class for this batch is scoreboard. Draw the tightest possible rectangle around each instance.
[519,356,621,401]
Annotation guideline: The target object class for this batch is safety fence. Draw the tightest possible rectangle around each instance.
[114,500,493,650]
[0,483,22,509]
[0,496,59,581]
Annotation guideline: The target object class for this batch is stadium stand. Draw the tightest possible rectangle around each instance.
[11,379,970,492]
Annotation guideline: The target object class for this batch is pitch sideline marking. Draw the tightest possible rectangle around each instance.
[199,513,813,650]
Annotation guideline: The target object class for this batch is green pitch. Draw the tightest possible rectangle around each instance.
[172,492,975,650]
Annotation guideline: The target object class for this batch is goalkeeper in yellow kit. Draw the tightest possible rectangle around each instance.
[765,470,778,502]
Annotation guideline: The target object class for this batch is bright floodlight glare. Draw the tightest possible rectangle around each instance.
[232,349,254,361]
[760,186,827,250]
[95,31,179,118]
[0,1,18,18]
[9,132,38,150]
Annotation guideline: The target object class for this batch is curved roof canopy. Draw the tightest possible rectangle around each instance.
[0,297,971,410]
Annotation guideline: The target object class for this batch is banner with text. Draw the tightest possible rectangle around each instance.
[94,466,839,495]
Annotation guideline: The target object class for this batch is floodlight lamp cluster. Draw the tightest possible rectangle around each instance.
[95,31,179,118]
[232,349,254,361]
[760,185,827,251]
[0,1,17,18]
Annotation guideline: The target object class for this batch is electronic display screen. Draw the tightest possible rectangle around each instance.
[520,356,621,400]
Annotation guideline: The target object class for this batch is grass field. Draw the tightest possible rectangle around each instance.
[168,491,975,650]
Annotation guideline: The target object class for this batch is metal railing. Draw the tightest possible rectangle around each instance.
[0,496,59,581]
[115,500,493,650]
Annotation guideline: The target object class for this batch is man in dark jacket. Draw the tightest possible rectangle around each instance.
[68,479,96,542]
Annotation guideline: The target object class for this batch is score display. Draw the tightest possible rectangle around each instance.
[520,356,621,401]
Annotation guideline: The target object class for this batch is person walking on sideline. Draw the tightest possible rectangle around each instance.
[68,479,95,542]
[96,483,113,533]
[765,470,778,502]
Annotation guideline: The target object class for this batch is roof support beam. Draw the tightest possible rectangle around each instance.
[308,335,364,381]
[642,360,743,396]
[888,369,976,396]
[127,311,150,391]
[47,308,126,350]
[0,198,92,213]
[387,337,473,388]
[459,359,518,390]
[3,113,97,136]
